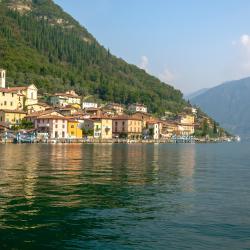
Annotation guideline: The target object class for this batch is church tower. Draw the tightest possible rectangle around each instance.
[0,69,6,88]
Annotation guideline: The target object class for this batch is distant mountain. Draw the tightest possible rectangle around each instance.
[185,88,209,100]
[190,77,250,138]
[0,0,186,114]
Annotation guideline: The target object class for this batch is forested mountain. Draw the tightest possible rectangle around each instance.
[190,77,250,138]
[0,0,187,114]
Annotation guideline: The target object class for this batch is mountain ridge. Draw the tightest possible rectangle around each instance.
[190,76,250,137]
[0,0,186,114]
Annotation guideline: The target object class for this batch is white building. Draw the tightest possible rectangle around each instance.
[147,121,160,140]
[26,110,68,139]
[0,69,6,88]
[82,102,98,109]
[49,90,81,107]
[128,103,148,113]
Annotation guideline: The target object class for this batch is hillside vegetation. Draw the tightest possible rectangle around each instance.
[0,0,187,114]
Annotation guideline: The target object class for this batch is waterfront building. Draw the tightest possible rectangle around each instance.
[83,116,112,139]
[28,111,68,139]
[67,119,83,139]
[112,115,142,139]
[161,121,179,138]
[49,90,81,108]
[131,111,152,128]
[146,120,161,140]
[0,109,27,126]
[177,114,195,136]
[128,103,148,113]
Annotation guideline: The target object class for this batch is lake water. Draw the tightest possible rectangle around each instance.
[0,143,250,249]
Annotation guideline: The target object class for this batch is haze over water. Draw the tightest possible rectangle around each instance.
[0,143,250,249]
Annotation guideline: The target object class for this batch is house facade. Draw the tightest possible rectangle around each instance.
[67,119,83,139]
[112,115,142,139]
[106,103,124,115]
[128,103,148,113]
[83,116,112,139]
[0,88,24,110]
[0,109,27,126]
[49,90,81,107]
[35,113,68,139]
[82,102,98,110]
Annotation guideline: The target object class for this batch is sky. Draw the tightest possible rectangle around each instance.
[54,0,250,94]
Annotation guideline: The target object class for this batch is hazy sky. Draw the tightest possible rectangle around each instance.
[54,0,250,94]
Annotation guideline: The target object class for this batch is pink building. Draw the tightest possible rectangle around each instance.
[26,110,68,139]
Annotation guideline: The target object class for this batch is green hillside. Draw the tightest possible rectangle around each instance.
[0,0,187,114]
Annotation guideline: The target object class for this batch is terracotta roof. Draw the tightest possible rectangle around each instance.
[7,86,29,91]
[91,115,112,120]
[26,110,56,118]
[0,88,19,93]
[37,115,67,120]
[112,115,142,121]
[0,109,27,114]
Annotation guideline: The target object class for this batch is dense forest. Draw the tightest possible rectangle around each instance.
[0,0,187,114]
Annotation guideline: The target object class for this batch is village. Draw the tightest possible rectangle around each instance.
[0,69,230,143]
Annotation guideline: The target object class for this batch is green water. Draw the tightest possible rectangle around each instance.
[0,143,250,249]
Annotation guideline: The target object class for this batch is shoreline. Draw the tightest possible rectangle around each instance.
[0,138,236,144]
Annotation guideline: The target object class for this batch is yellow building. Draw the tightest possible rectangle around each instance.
[112,115,142,139]
[0,88,24,110]
[12,84,38,106]
[67,119,83,139]
[26,103,51,114]
[177,114,195,136]
[83,116,112,139]
[0,109,27,126]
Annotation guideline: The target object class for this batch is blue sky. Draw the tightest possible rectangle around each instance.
[54,0,250,94]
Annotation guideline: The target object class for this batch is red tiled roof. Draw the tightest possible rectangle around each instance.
[112,115,142,121]
[0,109,27,114]
[26,110,56,118]
[37,115,67,120]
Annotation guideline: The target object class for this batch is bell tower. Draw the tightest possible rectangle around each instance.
[0,69,6,88]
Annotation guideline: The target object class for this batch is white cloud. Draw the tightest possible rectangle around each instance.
[138,56,149,72]
[231,34,250,76]
[159,68,175,83]
[240,34,250,48]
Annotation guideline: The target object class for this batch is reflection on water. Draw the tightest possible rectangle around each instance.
[1,143,249,249]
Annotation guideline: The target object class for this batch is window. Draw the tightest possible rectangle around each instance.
[62,132,65,138]
[12,93,14,97]
[2,93,5,96]
[71,125,74,128]
[55,124,58,128]
[10,102,13,106]
[4,101,6,106]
